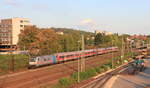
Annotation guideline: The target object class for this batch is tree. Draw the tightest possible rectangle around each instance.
[94,33,103,46]
[18,26,61,55]
[36,29,61,55]
[18,26,39,51]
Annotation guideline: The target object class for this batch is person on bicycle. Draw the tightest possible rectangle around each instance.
[135,56,145,71]
[139,56,145,71]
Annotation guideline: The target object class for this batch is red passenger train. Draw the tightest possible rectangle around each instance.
[29,47,118,68]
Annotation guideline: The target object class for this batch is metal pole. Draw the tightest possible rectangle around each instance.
[111,40,114,69]
[78,55,80,83]
[11,53,14,72]
[127,40,129,53]
[131,48,133,57]
[77,41,80,83]
[121,36,124,64]
[130,41,133,58]
[81,35,85,72]
[10,30,14,72]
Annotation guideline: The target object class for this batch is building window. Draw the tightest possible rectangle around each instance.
[2,38,4,41]
[5,25,9,27]
[8,24,12,27]
[24,20,29,23]
[20,25,24,27]
[20,20,23,23]
[1,25,3,27]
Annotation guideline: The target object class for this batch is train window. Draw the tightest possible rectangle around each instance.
[66,55,69,57]
[66,54,73,57]
[44,58,47,61]
[86,52,89,54]
[37,57,40,61]
[60,56,65,58]
[48,57,51,60]
[48,57,50,60]
[30,58,36,62]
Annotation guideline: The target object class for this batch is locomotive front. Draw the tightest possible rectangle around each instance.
[28,57,38,68]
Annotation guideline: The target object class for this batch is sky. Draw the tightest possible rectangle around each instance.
[0,0,150,34]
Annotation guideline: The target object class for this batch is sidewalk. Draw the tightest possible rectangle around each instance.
[103,59,150,88]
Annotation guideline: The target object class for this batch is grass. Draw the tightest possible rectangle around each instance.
[0,54,29,75]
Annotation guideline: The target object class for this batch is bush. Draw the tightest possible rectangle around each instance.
[0,54,29,75]
[86,68,97,77]
[59,77,72,87]
[101,63,112,71]
[80,71,88,81]
[54,54,134,88]
[71,72,78,82]
[95,67,102,73]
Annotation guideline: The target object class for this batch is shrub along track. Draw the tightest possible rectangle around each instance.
[0,51,123,88]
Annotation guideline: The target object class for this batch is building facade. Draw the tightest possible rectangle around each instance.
[0,18,31,49]
[95,30,113,35]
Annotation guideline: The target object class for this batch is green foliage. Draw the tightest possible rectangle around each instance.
[18,26,133,56]
[71,68,97,82]
[95,66,103,73]
[18,26,96,55]
[18,26,39,50]
[82,68,97,80]
[94,33,104,45]
[145,35,150,44]
[71,72,78,82]
[56,62,113,88]
[53,52,137,88]
[60,34,79,52]
[101,63,112,70]
[94,33,129,49]
[0,55,29,75]
[59,77,73,87]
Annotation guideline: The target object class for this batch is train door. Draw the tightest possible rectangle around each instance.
[52,56,57,64]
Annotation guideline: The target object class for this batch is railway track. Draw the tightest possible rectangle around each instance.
[0,51,123,88]
[75,61,132,88]
[77,55,149,88]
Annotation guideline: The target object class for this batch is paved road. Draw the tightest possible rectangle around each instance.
[103,59,150,88]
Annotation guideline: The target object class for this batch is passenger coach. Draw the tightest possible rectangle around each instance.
[29,47,118,68]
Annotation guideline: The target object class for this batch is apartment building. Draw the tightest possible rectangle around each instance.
[0,18,31,49]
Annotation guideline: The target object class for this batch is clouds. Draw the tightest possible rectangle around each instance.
[4,0,19,7]
[75,18,113,32]
[74,19,97,32]
[80,19,95,25]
